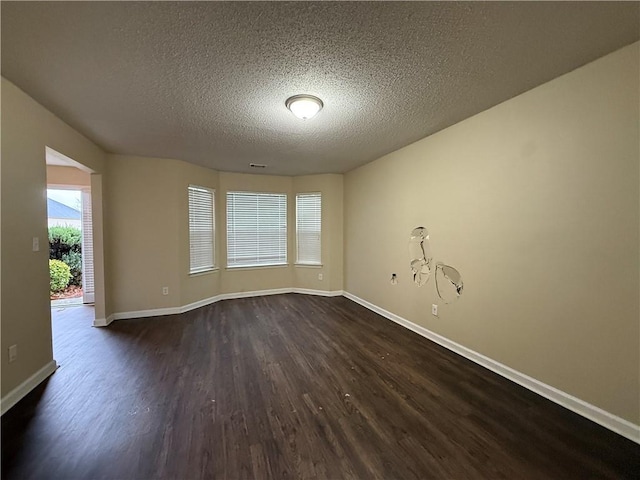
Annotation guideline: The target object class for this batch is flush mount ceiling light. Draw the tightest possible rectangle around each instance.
[285,94,323,120]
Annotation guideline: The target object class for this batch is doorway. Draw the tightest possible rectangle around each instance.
[47,187,95,306]
[45,147,108,336]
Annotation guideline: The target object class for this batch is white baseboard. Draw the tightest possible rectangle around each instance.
[1,360,58,416]
[102,288,343,324]
[343,291,640,445]
[293,288,344,297]
[180,295,223,313]
[93,315,114,327]
[219,288,292,300]
[111,306,181,321]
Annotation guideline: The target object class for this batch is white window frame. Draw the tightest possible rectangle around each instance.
[295,192,322,266]
[80,188,95,303]
[226,191,288,269]
[188,185,216,274]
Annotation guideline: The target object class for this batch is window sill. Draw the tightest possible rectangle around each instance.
[294,263,323,268]
[189,267,219,277]
[225,263,289,271]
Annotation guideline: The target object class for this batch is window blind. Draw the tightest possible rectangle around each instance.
[227,192,287,268]
[81,188,95,303]
[188,186,215,274]
[296,193,321,265]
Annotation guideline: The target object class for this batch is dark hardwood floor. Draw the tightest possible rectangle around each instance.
[2,294,639,479]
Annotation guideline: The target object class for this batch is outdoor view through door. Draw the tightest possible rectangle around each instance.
[47,188,94,306]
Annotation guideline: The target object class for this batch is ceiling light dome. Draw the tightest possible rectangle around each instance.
[286,94,323,120]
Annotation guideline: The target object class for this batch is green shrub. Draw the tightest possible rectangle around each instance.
[49,227,83,288]
[48,226,81,250]
[49,226,82,271]
[49,259,71,293]
[62,251,82,287]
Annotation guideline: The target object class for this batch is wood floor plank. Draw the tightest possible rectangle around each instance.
[2,294,639,479]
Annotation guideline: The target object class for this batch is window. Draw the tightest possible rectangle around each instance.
[226,192,287,268]
[188,186,215,274]
[296,193,321,265]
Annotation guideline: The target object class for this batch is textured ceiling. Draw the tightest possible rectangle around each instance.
[2,2,639,176]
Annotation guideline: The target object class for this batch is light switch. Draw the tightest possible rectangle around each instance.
[32,237,39,252]
[9,344,18,363]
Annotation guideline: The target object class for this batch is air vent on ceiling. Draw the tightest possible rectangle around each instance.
[249,163,267,169]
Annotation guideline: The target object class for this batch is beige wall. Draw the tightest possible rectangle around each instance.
[217,172,344,294]
[104,165,344,312]
[46,165,91,187]
[1,78,105,398]
[105,159,346,309]
[293,174,344,292]
[344,43,639,423]
[105,155,183,313]
[4,41,636,430]
[218,172,294,294]
[177,162,220,306]
[106,155,223,313]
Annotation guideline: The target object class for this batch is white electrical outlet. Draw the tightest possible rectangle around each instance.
[162,287,169,296]
[432,304,438,317]
[318,273,323,281]
[32,237,39,252]
[9,344,18,363]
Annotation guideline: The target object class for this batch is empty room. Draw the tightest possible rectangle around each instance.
[1,2,639,479]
